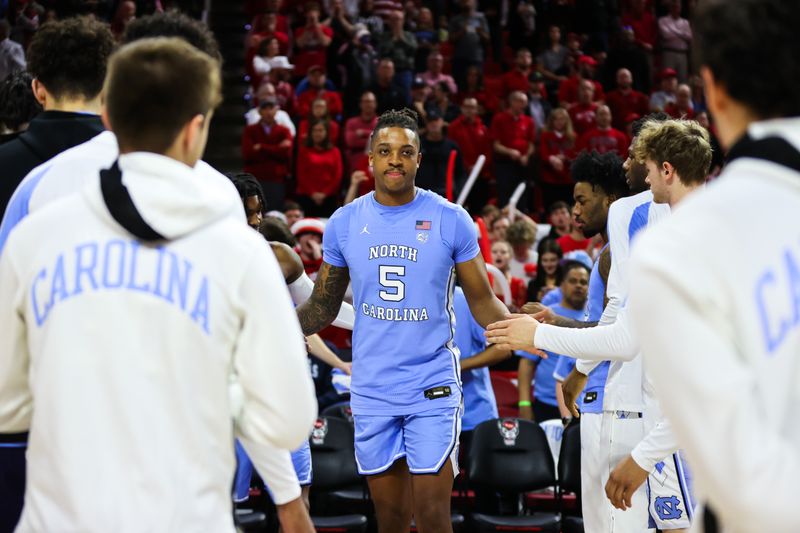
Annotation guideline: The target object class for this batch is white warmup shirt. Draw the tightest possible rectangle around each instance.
[630,118,800,533]
[0,152,318,532]
[0,131,324,504]
[537,190,678,470]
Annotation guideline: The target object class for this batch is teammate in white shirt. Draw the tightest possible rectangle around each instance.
[630,1,800,531]
[489,119,712,532]
[0,39,317,533]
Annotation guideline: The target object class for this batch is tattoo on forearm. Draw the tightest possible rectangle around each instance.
[296,263,350,336]
[554,315,598,329]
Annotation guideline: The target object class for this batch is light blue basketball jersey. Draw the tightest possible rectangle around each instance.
[452,286,498,431]
[533,303,587,407]
[552,245,610,413]
[323,188,481,415]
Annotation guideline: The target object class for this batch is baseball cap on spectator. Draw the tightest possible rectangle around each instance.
[308,64,325,75]
[578,55,597,67]
[291,218,326,237]
[412,77,426,89]
[564,250,593,270]
[354,24,370,40]
[269,56,294,70]
[658,68,678,80]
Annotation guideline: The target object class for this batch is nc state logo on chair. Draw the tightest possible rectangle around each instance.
[497,418,520,446]
[311,418,328,445]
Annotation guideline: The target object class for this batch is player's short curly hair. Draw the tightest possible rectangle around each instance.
[571,151,628,199]
[633,119,712,185]
[26,16,115,101]
[370,108,420,149]
[694,0,800,119]
[122,9,221,62]
[0,71,41,131]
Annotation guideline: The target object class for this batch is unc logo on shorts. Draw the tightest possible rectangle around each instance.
[311,418,328,445]
[654,496,683,520]
[497,419,519,446]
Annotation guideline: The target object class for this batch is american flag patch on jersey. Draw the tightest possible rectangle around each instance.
[415,220,431,230]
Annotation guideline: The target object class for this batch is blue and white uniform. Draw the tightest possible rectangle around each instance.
[323,188,479,475]
[452,287,498,431]
[538,191,694,531]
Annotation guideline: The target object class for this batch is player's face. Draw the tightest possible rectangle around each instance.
[561,267,589,310]
[541,252,560,276]
[369,126,421,199]
[572,181,610,237]
[491,242,511,270]
[244,195,263,230]
[644,159,669,204]
[624,138,649,193]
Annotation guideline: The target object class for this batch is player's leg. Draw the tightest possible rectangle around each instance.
[354,414,412,533]
[646,451,694,532]
[291,441,313,510]
[367,459,414,533]
[581,412,614,533]
[608,412,650,532]
[404,406,461,533]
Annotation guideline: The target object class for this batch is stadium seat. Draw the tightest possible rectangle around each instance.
[320,401,354,425]
[489,374,520,418]
[558,419,584,532]
[308,417,369,533]
[468,418,560,532]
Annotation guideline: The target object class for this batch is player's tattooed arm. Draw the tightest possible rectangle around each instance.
[296,262,351,336]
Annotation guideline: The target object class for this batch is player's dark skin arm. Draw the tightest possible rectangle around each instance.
[456,254,511,328]
[520,247,611,329]
[270,241,304,284]
[459,344,513,371]
[296,261,351,336]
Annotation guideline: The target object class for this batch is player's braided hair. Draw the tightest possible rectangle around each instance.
[369,108,420,149]
[571,150,629,200]
[225,171,266,212]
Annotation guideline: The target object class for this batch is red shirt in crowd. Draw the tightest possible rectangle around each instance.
[557,234,591,254]
[490,111,536,159]
[292,25,334,76]
[295,144,344,197]
[569,103,599,136]
[241,122,293,183]
[494,276,528,310]
[577,127,629,156]
[605,88,650,130]
[343,114,378,172]
[558,77,605,106]
[502,69,532,96]
[295,88,343,119]
[447,115,490,172]
[298,119,341,146]
[539,130,575,185]
[621,9,658,49]
[664,103,695,119]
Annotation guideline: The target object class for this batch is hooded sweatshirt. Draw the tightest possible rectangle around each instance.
[0,151,317,532]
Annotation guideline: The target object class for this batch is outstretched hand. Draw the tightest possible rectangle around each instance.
[485,314,546,356]
[520,302,556,324]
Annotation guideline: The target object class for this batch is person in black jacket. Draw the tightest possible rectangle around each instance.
[0,16,114,214]
[416,108,466,199]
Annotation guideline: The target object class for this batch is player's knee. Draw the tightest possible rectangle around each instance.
[413,497,451,529]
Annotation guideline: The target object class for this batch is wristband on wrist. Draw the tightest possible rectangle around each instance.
[518,400,532,407]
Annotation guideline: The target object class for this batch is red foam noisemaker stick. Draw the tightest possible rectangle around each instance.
[475,216,492,264]
[445,149,457,202]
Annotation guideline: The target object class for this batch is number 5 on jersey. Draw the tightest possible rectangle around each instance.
[379,265,405,302]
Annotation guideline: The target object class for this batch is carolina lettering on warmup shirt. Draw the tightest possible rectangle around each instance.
[29,239,210,333]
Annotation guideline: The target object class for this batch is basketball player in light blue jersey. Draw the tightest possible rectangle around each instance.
[296,108,509,533]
